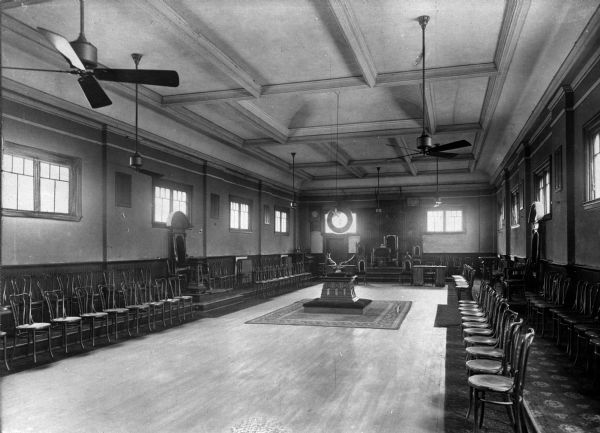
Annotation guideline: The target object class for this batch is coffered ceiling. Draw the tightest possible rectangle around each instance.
[2,0,599,199]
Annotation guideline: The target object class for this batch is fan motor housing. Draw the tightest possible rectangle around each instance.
[416,134,433,151]
[70,37,97,68]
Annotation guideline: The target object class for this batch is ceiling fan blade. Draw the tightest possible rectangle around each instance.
[77,74,112,108]
[93,69,179,87]
[428,150,458,159]
[37,27,86,70]
[433,140,471,152]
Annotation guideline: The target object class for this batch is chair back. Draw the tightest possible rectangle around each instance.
[75,287,101,314]
[168,276,182,298]
[99,283,127,309]
[154,278,169,301]
[9,292,35,326]
[512,328,536,402]
[42,289,70,320]
[502,317,523,375]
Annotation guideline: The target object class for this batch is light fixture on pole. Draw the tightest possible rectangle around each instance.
[129,53,143,170]
[434,157,442,207]
[290,152,297,209]
[416,15,432,153]
[375,166,382,213]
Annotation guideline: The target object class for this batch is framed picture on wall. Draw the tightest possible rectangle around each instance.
[554,146,562,191]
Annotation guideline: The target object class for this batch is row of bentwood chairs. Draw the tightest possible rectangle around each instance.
[459,281,535,433]
[1,274,194,370]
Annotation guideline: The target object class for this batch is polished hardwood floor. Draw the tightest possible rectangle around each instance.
[0,283,448,433]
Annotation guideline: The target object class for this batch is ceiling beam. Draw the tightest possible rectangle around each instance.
[326,0,377,87]
[326,142,365,178]
[377,62,497,86]
[245,122,481,147]
[133,0,262,98]
[0,0,53,9]
[161,63,497,105]
[391,137,418,176]
[227,100,289,144]
[350,153,475,167]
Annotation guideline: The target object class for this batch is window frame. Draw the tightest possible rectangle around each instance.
[583,113,600,211]
[229,196,252,232]
[151,179,192,228]
[425,208,465,234]
[274,206,290,235]
[534,161,552,218]
[510,186,520,228]
[2,142,82,221]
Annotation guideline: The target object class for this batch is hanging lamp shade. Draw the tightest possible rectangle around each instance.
[375,166,382,213]
[129,53,143,170]
[290,152,297,209]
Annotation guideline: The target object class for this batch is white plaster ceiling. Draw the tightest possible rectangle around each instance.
[2,0,599,197]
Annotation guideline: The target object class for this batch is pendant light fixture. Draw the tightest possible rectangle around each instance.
[290,152,297,209]
[416,15,432,153]
[434,157,442,207]
[375,166,382,213]
[325,91,353,234]
[129,53,143,170]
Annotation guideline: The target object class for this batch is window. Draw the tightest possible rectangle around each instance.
[230,197,251,231]
[426,209,463,233]
[274,207,289,234]
[2,143,81,220]
[589,131,600,201]
[535,165,551,216]
[153,181,191,225]
[510,187,520,227]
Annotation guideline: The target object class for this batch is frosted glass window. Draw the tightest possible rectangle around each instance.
[275,209,289,233]
[230,198,251,231]
[427,210,463,233]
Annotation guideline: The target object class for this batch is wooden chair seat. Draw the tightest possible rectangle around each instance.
[465,359,503,375]
[16,322,51,330]
[464,336,498,346]
[466,346,503,359]
[468,374,513,393]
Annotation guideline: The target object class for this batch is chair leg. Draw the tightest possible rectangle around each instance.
[79,322,85,349]
[32,330,38,363]
[105,318,111,343]
[48,328,54,358]
[3,334,9,371]
[473,390,480,433]
[91,318,96,346]
[62,324,69,353]
[126,312,131,337]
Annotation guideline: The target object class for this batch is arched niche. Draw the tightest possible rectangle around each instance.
[167,211,191,268]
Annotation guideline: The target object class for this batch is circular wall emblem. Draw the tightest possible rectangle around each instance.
[326,208,353,233]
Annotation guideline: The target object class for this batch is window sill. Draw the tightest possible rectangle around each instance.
[510,224,520,229]
[583,199,600,211]
[230,229,252,233]
[2,209,82,222]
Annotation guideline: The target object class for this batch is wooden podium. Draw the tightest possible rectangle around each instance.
[303,274,371,314]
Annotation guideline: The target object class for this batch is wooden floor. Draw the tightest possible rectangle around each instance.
[0,283,448,433]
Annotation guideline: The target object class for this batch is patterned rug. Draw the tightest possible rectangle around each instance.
[245,299,412,330]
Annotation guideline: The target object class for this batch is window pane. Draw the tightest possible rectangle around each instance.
[594,153,600,200]
[281,212,287,232]
[40,161,49,178]
[54,181,70,213]
[17,175,34,210]
[275,210,281,232]
[24,158,34,176]
[230,201,239,229]
[50,164,60,180]
[445,210,462,232]
[154,187,171,223]
[13,156,23,174]
[3,154,12,172]
[240,203,249,230]
[427,210,444,232]
[59,166,69,181]
[2,171,18,209]
[40,178,55,212]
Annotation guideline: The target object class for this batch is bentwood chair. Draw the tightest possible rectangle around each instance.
[9,293,54,363]
[154,278,181,326]
[0,325,9,370]
[98,283,131,340]
[75,287,110,346]
[468,328,535,433]
[122,281,152,335]
[42,289,84,354]
[168,276,193,320]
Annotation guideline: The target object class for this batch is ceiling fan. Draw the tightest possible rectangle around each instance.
[391,16,472,160]
[2,0,179,109]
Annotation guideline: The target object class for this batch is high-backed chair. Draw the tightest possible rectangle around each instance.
[9,292,54,363]
[467,328,535,433]
[168,275,193,320]
[42,289,84,354]
[154,278,181,326]
[122,281,151,335]
[75,287,110,346]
